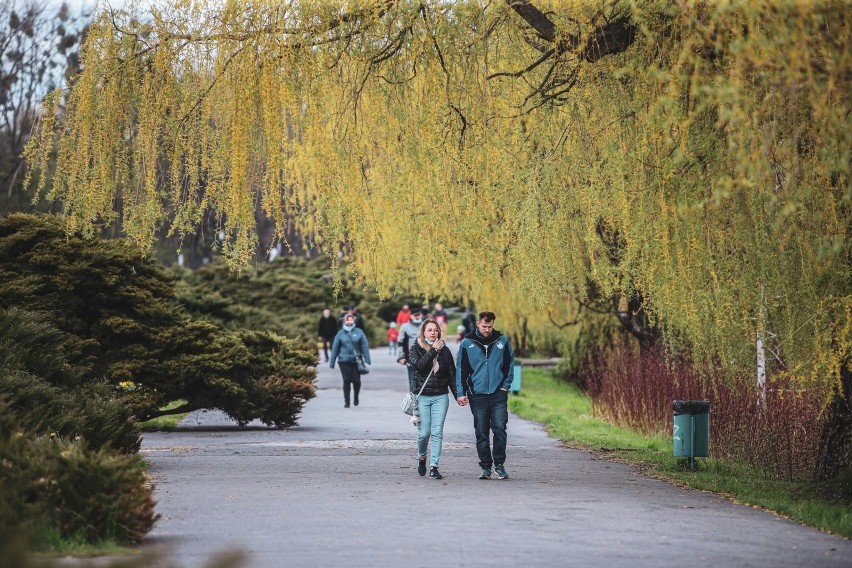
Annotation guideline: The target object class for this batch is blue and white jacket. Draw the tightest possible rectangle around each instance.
[455,329,514,396]
[329,327,371,368]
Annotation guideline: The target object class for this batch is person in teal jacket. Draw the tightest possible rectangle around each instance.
[454,311,514,480]
[330,313,371,408]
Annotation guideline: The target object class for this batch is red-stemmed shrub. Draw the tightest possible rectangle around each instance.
[581,339,827,480]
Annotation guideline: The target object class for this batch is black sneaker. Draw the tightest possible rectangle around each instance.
[344,402,350,408]
[417,458,427,476]
[479,467,492,480]
[429,466,443,480]
[495,464,509,480]
[354,398,359,406]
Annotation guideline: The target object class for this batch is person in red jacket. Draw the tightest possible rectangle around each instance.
[387,322,399,356]
[396,304,411,326]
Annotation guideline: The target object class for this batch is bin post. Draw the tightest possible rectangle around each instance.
[690,414,696,471]
[673,400,710,471]
[510,360,522,394]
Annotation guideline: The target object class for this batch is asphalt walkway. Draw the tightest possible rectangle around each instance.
[140,345,851,567]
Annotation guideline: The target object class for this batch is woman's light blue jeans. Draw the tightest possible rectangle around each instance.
[417,393,449,467]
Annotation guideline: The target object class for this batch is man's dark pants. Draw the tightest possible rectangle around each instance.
[468,390,509,468]
[339,362,361,405]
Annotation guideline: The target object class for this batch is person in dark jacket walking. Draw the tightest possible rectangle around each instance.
[408,318,457,479]
[397,307,425,387]
[455,311,514,480]
[329,313,371,408]
[317,308,338,362]
[461,307,476,335]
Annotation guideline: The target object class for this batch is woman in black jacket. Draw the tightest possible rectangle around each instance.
[408,318,457,479]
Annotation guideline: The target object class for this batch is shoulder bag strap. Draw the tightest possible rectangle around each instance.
[343,331,362,356]
[415,370,433,397]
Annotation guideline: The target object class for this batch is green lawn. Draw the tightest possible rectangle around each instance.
[35,529,136,557]
[138,399,189,430]
[509,368,852,538]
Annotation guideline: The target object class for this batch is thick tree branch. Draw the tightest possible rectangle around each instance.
[502,1,637,109]
[506,0,572,47]
[138,402,199,421]
[506,0,636,61]
[581,15,636,62]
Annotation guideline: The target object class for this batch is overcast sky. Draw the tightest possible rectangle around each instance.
[45,0,125,14]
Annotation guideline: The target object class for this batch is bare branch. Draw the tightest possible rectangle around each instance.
[547,306,583,329]
[487,47,555,80]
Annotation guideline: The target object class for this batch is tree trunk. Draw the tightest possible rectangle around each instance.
[814,360,852,481]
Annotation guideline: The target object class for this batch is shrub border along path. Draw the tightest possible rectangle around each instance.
[509,368,852,538]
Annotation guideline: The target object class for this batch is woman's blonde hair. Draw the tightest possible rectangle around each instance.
[417,318,441,349]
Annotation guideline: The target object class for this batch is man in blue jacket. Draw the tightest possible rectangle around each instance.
[455,311,514,480]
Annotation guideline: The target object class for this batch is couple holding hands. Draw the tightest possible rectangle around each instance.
[399,311,514,481]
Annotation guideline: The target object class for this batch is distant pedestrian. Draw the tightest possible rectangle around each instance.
[317,308,338,363]
[396,304,411,326]
[351,305,365,330]
[456,324,466,342]
[330,313,371,408]
[455,311,514,480]
[461,307,476,335]
[397,308,426,387]
[408,318,457,479]
[387,322,399,356]
[432,303,448,335]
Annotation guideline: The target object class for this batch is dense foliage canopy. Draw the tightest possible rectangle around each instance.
[26,1,850,389]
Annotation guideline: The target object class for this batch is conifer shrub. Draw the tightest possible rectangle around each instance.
[0,307,152,547]
[0,403,157,546]
[173,255,386,344]
[40,438,158,544]
[0,214,316,426]
[2,372,141,453]
[0,214,322,549]
[0,308,140,453]
[239,330,318,426]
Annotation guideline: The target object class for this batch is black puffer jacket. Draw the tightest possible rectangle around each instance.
[408,341,457,397]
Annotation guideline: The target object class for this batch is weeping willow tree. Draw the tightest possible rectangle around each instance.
[25,1,850,396]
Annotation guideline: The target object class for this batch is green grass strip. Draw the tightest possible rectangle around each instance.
[33,528,136,557]
[509,368,851,538]
[138,399,189,430]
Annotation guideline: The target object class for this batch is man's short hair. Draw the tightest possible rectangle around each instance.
[478,311,496,322]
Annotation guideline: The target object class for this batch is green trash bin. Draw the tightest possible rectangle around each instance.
[510,360,522,393]
[673,400,710,471]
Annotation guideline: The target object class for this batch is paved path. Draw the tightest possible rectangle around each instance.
[141,345,851,567]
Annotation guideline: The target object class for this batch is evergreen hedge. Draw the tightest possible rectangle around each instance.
[0,308,154,546]
[0,213,320,549]
[0,214,316,425]
[173,255,399,346]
